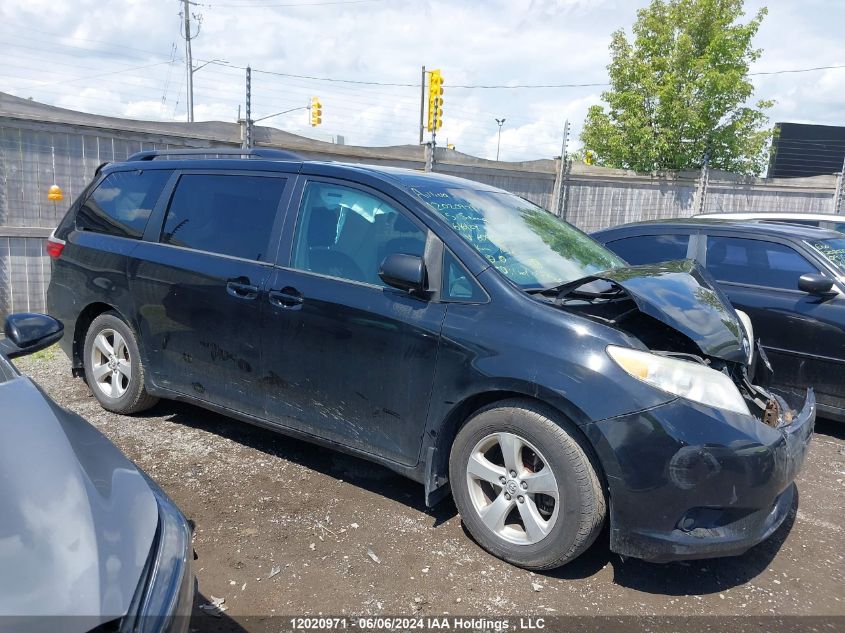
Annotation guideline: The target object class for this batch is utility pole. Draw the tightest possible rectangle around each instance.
[424,69,444,172]
[554,120,570,217]
[181,0,201,122]
[419,65,426,145]
[243,66,253,149]
[695,149,711,215]
[426,107,439,172]
[833,153,845,214]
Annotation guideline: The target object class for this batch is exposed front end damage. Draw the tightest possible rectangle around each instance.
[588,386,814,562]
[546,259,797,430]
[537,260,816,562]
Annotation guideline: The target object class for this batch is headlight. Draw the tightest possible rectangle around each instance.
[607,345,750,415]
[122,481,193,633]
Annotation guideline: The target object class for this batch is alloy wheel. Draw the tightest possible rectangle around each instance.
[90,328,132,399]
[465,432,560,545]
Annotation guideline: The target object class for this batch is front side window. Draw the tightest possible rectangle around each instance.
[706,236,817,290]
[605,234,690,266]
[77,170,169,238]
[291,181,427,286]
[160,174,285,261]
[410,186,622,289]
[807,238,845,274]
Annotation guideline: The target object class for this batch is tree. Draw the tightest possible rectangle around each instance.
[580,0,773,175]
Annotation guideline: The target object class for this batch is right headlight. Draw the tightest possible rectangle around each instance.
[607,345,750,415]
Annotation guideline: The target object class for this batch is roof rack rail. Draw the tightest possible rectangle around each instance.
[125,148,302,162]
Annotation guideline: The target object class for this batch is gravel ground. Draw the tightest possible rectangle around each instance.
[13,350,845,630]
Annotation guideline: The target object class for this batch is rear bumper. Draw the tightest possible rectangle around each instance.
[589,389,815,563]
[46,280,76,362]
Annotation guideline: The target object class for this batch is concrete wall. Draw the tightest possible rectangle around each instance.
[0,91,840,318]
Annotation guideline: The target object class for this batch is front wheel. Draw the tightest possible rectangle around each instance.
[449,399,605,569]
[83,311,158,415]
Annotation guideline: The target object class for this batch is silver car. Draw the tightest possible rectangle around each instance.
[0,313,194,633]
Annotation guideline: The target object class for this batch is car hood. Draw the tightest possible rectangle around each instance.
[0,375,158,631]
[558,259,748,364]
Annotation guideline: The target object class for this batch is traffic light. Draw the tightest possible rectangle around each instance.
[426,70,444,132]
[310,96,322,127]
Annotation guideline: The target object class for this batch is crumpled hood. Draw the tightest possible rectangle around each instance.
[0,375,158,631]
[560,259,748,364]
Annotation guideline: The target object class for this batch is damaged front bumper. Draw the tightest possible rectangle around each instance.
[588,388,815,563]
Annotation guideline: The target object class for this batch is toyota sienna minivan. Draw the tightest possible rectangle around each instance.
[47,148,814,569]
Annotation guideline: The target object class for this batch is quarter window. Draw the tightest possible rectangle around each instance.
[291,182,426,286]
[705,236,817,290]
[442,250,486,302]
[605,234,690,265]
[160,174,285,261]
[77,170,169,238]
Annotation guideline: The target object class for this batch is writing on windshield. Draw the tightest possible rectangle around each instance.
[411,186,622,288]
[808,239,845,272]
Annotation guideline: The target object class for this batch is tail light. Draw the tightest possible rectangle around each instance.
[46,235,65,259]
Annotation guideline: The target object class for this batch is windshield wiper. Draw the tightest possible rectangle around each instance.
[524,286,560,295]
[526,276,624,303]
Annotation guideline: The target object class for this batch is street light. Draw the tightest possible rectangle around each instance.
[188,59,228,122]
[253,105,310,124]
[495,118,506,161]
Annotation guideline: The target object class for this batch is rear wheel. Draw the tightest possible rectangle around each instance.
[449,399,605,569]
[83,312,158,414]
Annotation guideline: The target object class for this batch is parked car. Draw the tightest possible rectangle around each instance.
[695,212,845,234]
[0,313,194,632]
[47,149,813,569]
[594,219,845,422]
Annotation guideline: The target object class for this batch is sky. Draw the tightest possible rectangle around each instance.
[1,0,844,162]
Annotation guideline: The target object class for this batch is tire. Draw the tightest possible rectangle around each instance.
[449,398,605,570]
[83,311,158,415]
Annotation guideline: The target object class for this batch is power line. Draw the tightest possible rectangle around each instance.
[750,64,845,76]
[201,0,387,6]
[5,30,845,90]
[241,63,845,90]
[13,61,175,87]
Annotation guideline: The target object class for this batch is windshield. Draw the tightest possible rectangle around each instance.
[410,186,623,289]
[807,238,845,273]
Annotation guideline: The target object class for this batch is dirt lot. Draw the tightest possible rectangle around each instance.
[14,351,845,629]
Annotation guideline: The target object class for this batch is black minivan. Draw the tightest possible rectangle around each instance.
[47,149,814,569]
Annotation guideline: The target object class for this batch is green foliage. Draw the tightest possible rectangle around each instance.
[28,344,57,362]
[580,0,774,175]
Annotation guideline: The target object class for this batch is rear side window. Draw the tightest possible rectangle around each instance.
[160,174,286,261]
[605,234,690,265]
[76,170,169,238]
[706,236,817,290]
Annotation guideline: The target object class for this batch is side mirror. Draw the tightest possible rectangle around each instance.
[379,253,427,294]
[1,313,64,359]
[798,273,834,296]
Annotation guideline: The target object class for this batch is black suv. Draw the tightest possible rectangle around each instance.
[47,149,813,569]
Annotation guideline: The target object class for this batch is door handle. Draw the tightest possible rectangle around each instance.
[268,287,304,309]
[226,280,259,300]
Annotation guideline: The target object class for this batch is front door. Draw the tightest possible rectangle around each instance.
[703,234,845,412]
[132,171,289,417]
[261,178,446,466]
